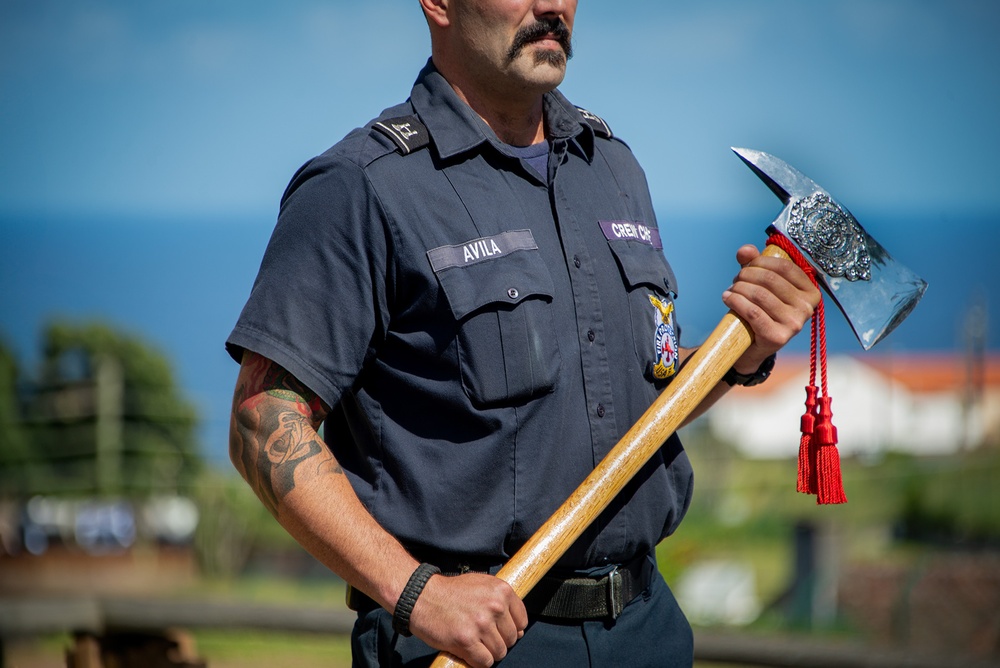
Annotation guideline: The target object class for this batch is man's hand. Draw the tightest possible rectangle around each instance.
[408,573,527,668]
[722,244,820,373]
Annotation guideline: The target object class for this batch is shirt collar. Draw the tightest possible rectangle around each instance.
[408,59,595,161]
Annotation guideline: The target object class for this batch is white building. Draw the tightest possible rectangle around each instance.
[708,354,1000,459]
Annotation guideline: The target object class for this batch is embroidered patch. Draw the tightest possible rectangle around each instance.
[599,220,663,250]
[649,294,678,380]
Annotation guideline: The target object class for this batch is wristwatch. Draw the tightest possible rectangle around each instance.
[722,353,776,387]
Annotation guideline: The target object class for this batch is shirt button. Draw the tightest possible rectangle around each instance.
[507,288,519,299]
[587,329,596,342]
[597,403,606,418]
[573,255,581,268]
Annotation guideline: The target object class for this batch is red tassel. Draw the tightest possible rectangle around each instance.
[814,396,847,504]
[817,446,847,505]
[797,385,819,495]
[813,396,838,446]
[767,232,847,505]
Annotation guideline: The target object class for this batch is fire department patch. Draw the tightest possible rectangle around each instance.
[649,294,678,380]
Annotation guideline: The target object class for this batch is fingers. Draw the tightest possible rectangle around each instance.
[723,244,820,358]
[463,597,519,665]
[732,246,819,299]
[409,573,527,668]
[494,597,526,646]
[722,287,805,351]
[729,264,817,314]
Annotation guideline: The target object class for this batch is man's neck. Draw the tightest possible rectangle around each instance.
[436,62,547,147]
[479,103,546,147]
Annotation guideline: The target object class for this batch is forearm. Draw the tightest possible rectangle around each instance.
[229,352,528,666]
[229,352,416,612]
[259,446,418,613]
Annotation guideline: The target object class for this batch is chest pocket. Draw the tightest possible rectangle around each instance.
[430,235,562,407]
[606,238,681,388]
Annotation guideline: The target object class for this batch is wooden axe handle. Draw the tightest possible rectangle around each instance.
[430,244,790,668]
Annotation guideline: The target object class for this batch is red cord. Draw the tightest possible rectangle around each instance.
[766,233,847,505]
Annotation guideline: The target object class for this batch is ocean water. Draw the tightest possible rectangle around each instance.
[1,211,995,464]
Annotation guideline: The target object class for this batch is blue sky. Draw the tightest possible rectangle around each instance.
[2,1,998,219]
[2,1,999,463]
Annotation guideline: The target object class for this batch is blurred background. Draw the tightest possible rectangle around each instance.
[1,1,998,666]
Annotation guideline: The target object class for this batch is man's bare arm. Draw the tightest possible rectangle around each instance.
[229,351,339,516]
[229,351,526,668]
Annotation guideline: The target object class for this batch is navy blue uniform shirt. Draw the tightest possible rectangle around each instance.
[227,61,694,570]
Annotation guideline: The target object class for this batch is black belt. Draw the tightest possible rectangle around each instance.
[346,553,654,623]
[524,552,653,620]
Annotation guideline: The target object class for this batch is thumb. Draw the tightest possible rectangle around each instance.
[735,244,761,267]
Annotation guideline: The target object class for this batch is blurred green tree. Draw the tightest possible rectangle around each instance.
[8,321,202,497]
[0,338,39,493]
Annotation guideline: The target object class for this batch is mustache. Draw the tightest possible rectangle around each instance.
[505,17,573,64]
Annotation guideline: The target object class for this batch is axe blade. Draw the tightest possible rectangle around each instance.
[733,147,928,350]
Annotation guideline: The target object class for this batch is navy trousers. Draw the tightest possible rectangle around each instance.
[350,571,694,668]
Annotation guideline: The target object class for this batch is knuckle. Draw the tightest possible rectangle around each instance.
[743,303,764,323]
[470,611,488,631]
[741,281,767,302]
[455,628,478,650]
[473,609,498,632]
[471,652,493,668]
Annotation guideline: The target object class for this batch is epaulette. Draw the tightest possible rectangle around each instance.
[372,115,430,155]
[576,107,613,139]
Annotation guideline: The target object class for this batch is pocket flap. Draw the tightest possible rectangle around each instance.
[429,232,554,321]
[607,240,679,297]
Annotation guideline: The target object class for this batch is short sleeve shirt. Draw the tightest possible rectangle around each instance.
[227,61,694,569]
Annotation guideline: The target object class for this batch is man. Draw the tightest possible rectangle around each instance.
[226,1,819,666]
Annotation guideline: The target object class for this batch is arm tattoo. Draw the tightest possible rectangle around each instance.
[231,352,341,517]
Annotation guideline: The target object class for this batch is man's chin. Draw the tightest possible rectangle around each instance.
[534,50,567,68]
[501,49,568,92]
[526,68,566,92]
[523,49,568,77]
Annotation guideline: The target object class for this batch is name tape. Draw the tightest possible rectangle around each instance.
[428,229,538,272]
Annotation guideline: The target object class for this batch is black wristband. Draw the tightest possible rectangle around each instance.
[392,563,441,637]
[722,353,776,387]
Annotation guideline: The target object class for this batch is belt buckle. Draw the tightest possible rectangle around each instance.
[607,566,623,620]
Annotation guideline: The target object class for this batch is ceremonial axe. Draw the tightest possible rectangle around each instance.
[431,149,926,668]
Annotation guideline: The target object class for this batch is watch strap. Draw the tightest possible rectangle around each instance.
[722,353,776,387]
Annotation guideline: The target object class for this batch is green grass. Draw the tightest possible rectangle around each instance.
[8,441,998,667]
[655,437,1000,638]
[193,629,353,668]
[174,573,347,607]
[6,631,757,668]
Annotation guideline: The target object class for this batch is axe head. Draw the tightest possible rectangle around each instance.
[733,147,927,350]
